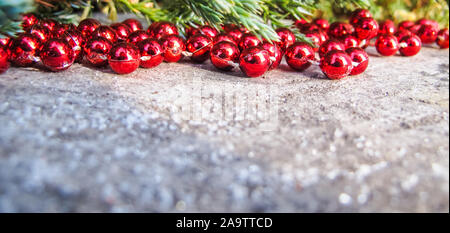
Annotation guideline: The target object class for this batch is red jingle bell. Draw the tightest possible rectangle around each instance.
[77,18,101,38]
[213,33,236,45]
[210,41,240,71]
[195,26,219,40]
[353,17,379,40]
[0,45,10,74]
[285,42,315,72]
[138,39,164,68]
[313,18,330,31]
[262,41,282,70]
[398,21,415,31]
[108,42,140,74]
[159,35,186,63]
[9,33,41,67]
[111,23,132,42]
[436,28,449,49]
[92,25,118,43]
[399,35,422,57]
[21,13,39,31]
[375,34,399,56]
[239,46,270,78]
[340,34,360,49]
[40,38,75,72]
[122,19,143,32]
[349,9,373,25]
[40,19,59,33]
[186,34,213,63]
[378,20,396,36]
[84,37,112,67]
[227,28,244,44]
[127,30,150,45]
[417,25,438,44]
[345,47,369,76]
[149,22,179,40]
[27,24,51,42]
[239,33,262,51]
[63,29,85,63]
[319,50,353,80]
[275,28,296,52]
[318,39,346,58]
[328,22,354,39]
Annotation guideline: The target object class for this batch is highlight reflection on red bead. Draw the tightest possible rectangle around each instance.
[275,28,296,52]
[399,35,422,57]
[328,22,354,39]
[127,30,150,45]
[138,39,164,68]
[63,29,85,63]
[353,17,379,40]
[378,20,396,36]
[40,39,75,72]
[159,35,185,63]
[92,26,118,43]
[376,34,399,56]
[213,33,236,45]
[27,24,51,43]
[320,50,353,80]
[108,42,140,74]
[77,18,101,38]
[262,42,282,70]
[0,45,9,74]
[285,42,315,72]
[239,46,270,78]
[318,39,346,58]
[239,33,262,51]
[149,22,179,40]
[9,33,41,67]
[346,47,369,75]
[111,23,132,42]
[84,37,112,67]
[122,19,143,32]
[417,25,438,44]
[349,9,372,25]
[187,34,213,63]
[210,41,240,71]
[436,29,449,49]
[21,13,39,31]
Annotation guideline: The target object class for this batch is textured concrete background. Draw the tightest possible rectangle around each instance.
[0,17,449,212]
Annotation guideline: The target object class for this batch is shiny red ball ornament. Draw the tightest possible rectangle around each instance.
[84,37,112,67]
[0,37,11,47]
[159,35,185,63]
[40,19,58,33]
[138,39,164,68]
[223,24,238,33]
[395,29,413,41]
[210,41,240,71]
[436,28,449,49]
[9,33,41,67]
[52,23,76,37]
[417,25,438,44]
[275,28,296,52]
[77,18,101,38]
[303,31,322,52]
[378,20,396,36]
[186,34,213,63]
[318,39,346,58]
[295,19,308,29]
[92,26,118,43]
[319,50,353,80]
[409,24,422,35]
[63,29,85,63]
[213,33,236,45]
[108,42,140,74]
[262,42,282,70]
[285,42,315,72]
[149,21,179,40]
[195,26,219,40]
[313,18,330,31]
[299,23,320,33]
[353,17,379,40]
[340,34,360,49]
[239,33,262,51]
[416,18,440,31]
[345,47,369,76]
[0,45,9,74]
[40,39,74,72]
[239,46,270,78]
[375,34,399,56]
[328,22,354,39]
[111,23,132,42]
[399,35,422,57]
[21,13,39,31]
[398,21,415,31]
[27,24,51,43]
[122,19,143,32]
[227,28,244,43]
[127,30,150,45]
[349,9,373,25]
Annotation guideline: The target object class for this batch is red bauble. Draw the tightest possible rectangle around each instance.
[9,33,41,67]
[40,39,74,72]
[345,47,369,75]
[138,38,164,68]
[108,42,140,74]
[127,30,150,45]
[27,24,51,42]
[186,34,213,63]
[159,35,185,63]
[409,24,422,35]
[52,23,76,37]
[328,22,354,39]
[285,42,315,72]
[149,21,179,40]
[299,23,320,33]
[319,50,353,80]
[399,35,422,57]
[239,33,262,51]
[227,28,244,43]
[394,29,413,41]
[303,31,322,52]
[318,39,346,58]
[375,34,399,56]
[77,18,101,38]
[84,37,112,67]
[275,28,296,52]
[223,24,239,33]
[295,19,308,29]
[92,26,118,43]
[239,46,270,78]
[353,17,379,40]
[210,41,240,71]
[349,9,373,25]
[262,42,282,70]
[111,23,132,42]
[0,37,10,47]
[21,13,39,31]
[416,19,440,31]
[213,33,236,45]
[0,45,9,74]
[122,19,143,32]
[313,18,330,31]
[398,21,415,31]
[63,29,85,63]
[417,25,438,44]
[195,26,219,40]
[40,19,58,33]
[436,28,449,49]
[340,34,360,49]
[378,20,396,35]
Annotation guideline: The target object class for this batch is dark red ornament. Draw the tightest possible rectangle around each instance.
[63,29,85,63]
[40,39,74,72]
[223,24,239,33]
[149,21,179,40]
[0,45,9,74]
[295,19,308,29]
[275,28,296,52]
[285,42,315,72]
[122,19,143,32]
[417,25,438,44]
[108,42,140,74]
[340,34,360,49]
[395,29,413,41]
[195,26,219,40]
[186,34,213,63]
[239,46,270,78]
[375,34,399,56]
[239,33,262,51]
[378,20,396,36]
[0,37,11,47]
[227,28,244,43]
[27,24,51,43]
[409,24,422,35]
[21,13,39,31]
[127,30,150,45]
[313,18,330,31]
[399,35,422,57]
[299,23,320,33]
[159,35,185,63]
[210,41,240,71]
[353,17,379,40]
[137,38,164,68]
[77,18,101,38]
[40,19,58,33]
[328,22,354,39]
[436,28,449,49]
[303,31,322,52]
[262,41,282,70]
[319,50,353,80]
[92,26,118,43]
[416,18,440,31]
[111,23,132,42]
[52,23,76,37]
[349,9,373,25]
[213,33,236,45]
[84,37,112,67]
[9,33,41,67]
[318,39,346,58]
[345,47,369,76]
[398,21,415,31]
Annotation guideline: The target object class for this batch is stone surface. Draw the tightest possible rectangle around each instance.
[0,31,448,212]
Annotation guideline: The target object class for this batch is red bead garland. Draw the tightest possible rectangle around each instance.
[210,41,240,71]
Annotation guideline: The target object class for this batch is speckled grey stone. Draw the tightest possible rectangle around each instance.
[0,24,448,212]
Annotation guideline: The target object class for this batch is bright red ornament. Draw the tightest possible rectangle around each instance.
[262,42,282,70]
[303,31,322,52]
[399,35,422,57]
[340,34,360,49]
[378,20,396,35]
[409,24,422,35]
[210,41,240,71]
[227,28,244,43]
[223,24,239,33]
[52,23,76,37]
[239,46,270,78]
[295,19,308,30]
[111,23,132,42]
[84,37,112,67]
[108,43,140,74]
[0,45,9,74]
[40,19,58,33]
[328,22,354,39]
[275,28,296,52]
[375,34,399,56]
[299,23,320,33]
[285,42,315,72]
[417,25,438,44]
[77,18,101,38]
[149,21,179,40]
[40,39,74,72]
[186,34,213,63]
[9,33,41,67]
[394,29,413,41]
[21,13,39,31]
[436,28,449,49]
[213,33,236,45]
[319,50,353,80]
[159,35,185,63]
[239,33,262,51]
[137,39,164,68]
[313,19,330,31]
[92,26,118,43]
[63,29,85,63]
[349,9,373,25]
[398,21,415,31]
[0,37,11,47]
[195,26,219,40]
[127,30,150,45]
[345,47,369,75]
[122,19,143,32]
[27,24,51,42]
[318,39,346,58]
[416,19,440,31]
[353,17,379,40]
